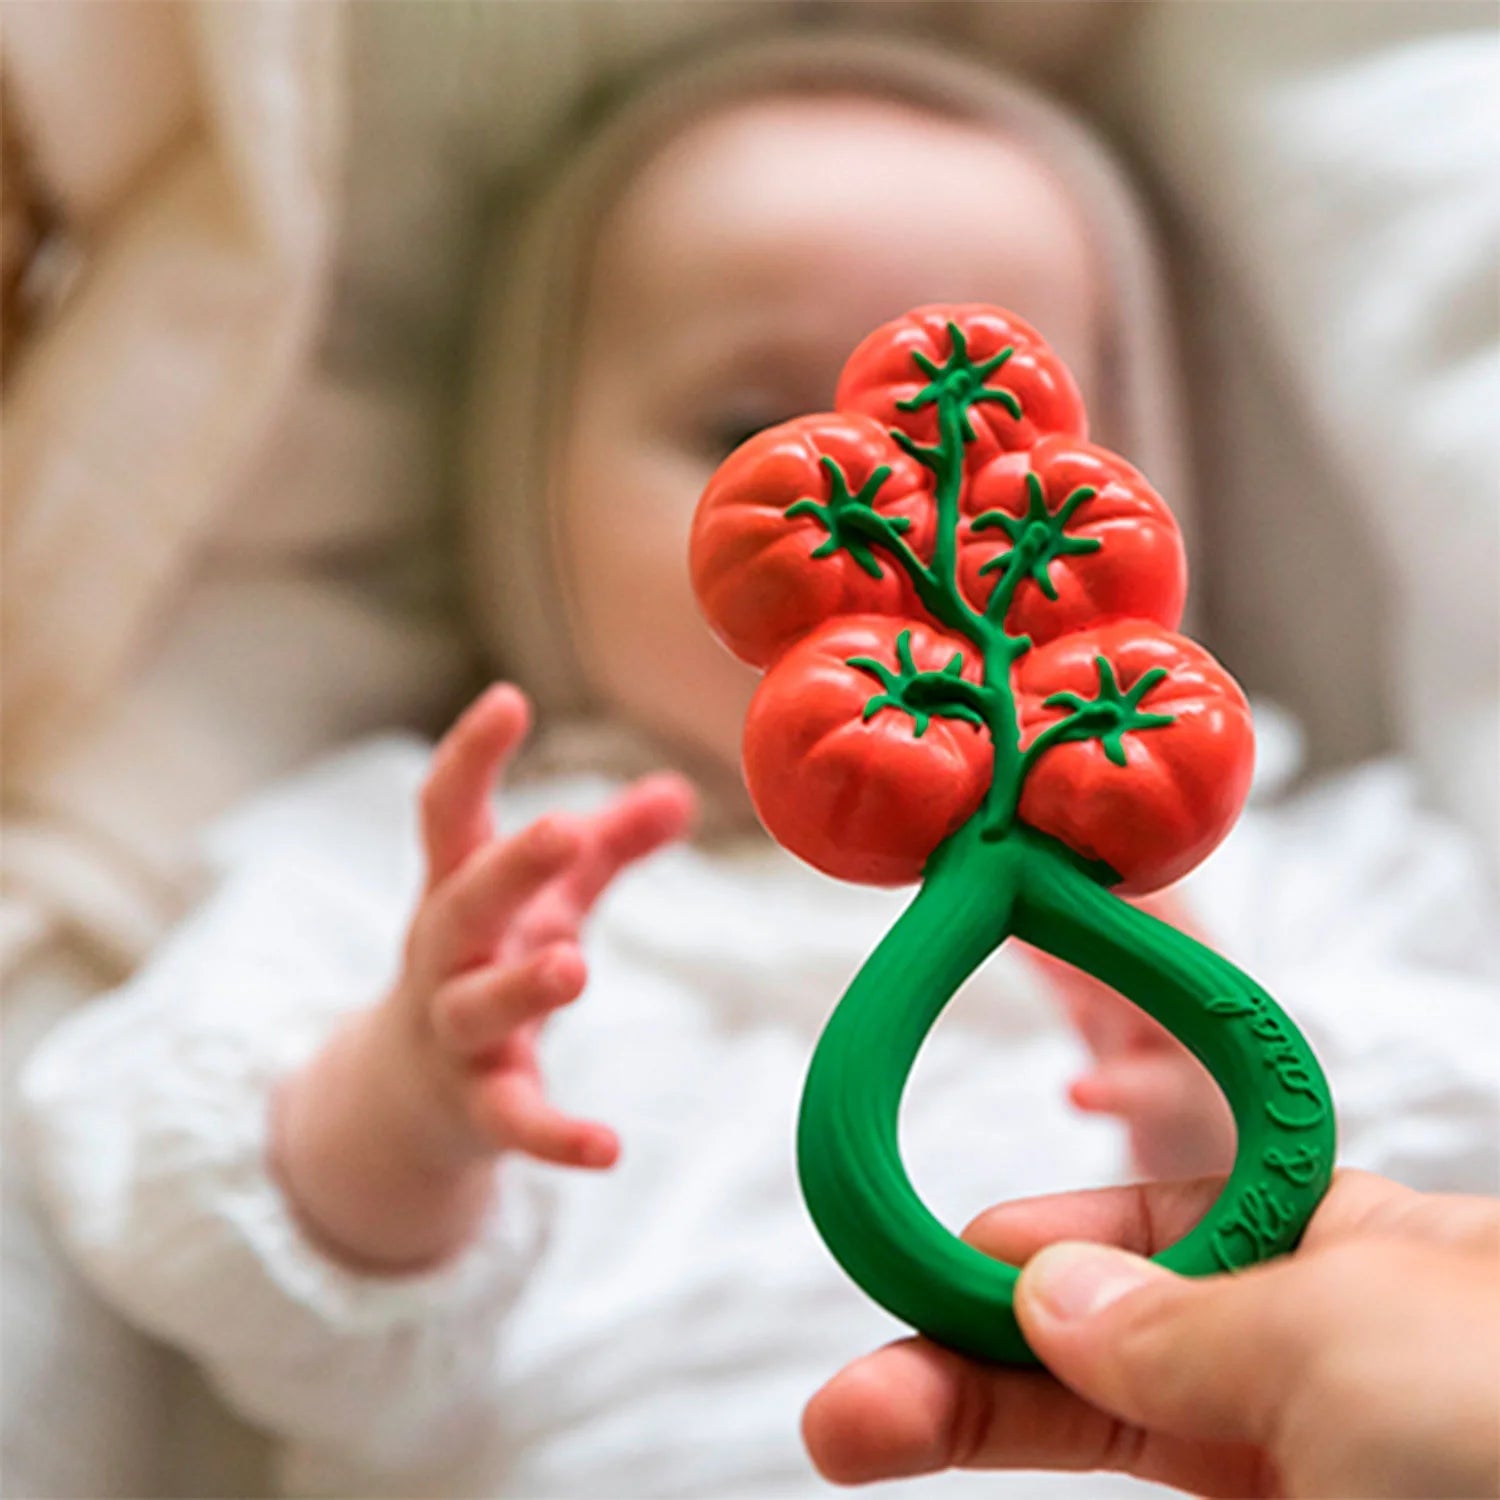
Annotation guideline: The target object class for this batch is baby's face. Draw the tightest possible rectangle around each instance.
[558,93,1100,774]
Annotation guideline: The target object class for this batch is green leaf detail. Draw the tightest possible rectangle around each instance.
[1029,655,1175,772]
[893,321,1022,445]
[970,386,1023,421]
[894,629,919,678]
[973,477,1101,606]
[847,630,990,740]
[783,457,909,579]
[889,428,943,470]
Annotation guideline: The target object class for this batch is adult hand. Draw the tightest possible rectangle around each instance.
[804,1170,1500,1497]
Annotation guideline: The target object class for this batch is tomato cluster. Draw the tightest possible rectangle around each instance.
[690,304,1253,892]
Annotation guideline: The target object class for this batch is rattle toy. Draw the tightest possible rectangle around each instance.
[689,305,1336,1364]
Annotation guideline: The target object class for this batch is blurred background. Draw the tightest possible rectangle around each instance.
[2,2,1496,1495]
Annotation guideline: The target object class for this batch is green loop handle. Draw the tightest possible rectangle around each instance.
[797,818,1337,1364]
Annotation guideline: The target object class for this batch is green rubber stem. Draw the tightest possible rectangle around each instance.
[797,816,1337,1364]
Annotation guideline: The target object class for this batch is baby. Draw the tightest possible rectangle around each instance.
[20,33,1491,1500]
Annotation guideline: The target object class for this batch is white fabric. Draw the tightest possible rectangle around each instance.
[21,730,1498,1498]
[1103,2,1500,865]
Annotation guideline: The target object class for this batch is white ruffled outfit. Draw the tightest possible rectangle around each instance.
[20,724,1498,1498]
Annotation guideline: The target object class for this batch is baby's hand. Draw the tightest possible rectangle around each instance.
[389,685,696,1169]
[1033,894,1235,1180]
[273,685,695,1271]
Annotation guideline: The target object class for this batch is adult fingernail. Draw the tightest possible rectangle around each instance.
[1024,1242,1160,1322]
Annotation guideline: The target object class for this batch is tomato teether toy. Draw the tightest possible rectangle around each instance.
[690,305,1336,1364]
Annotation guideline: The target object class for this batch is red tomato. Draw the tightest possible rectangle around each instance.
[744,616,992,885]
[1016,621,1254,893]
[957,436,1187,645]
[690,413,935,668]
[835,304,1087,471]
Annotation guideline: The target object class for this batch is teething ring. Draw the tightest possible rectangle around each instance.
[691,306,1336,1362]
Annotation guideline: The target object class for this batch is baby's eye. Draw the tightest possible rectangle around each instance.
[710,420,774,458]
[699,406,797,461]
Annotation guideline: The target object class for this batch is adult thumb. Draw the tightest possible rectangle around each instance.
[1014,1240,1319,1450]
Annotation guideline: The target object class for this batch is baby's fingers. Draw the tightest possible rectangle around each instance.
[567,772,698,915]
[433,947,586,1056]
[1052,972,1167,1061]
[472,1073,619,1170]
[414,818,580,979]
[1071,1055,1236,1179]
[420,685,531,887]
[1070,1055,1208,1121]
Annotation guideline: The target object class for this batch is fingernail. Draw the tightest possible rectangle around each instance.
[581,1135,615,1167]
[530,822,572,861]
[1025,1242,1159,1322]
[540,953,579,997]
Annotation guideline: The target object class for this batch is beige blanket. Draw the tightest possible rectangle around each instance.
[2,2,471,985]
